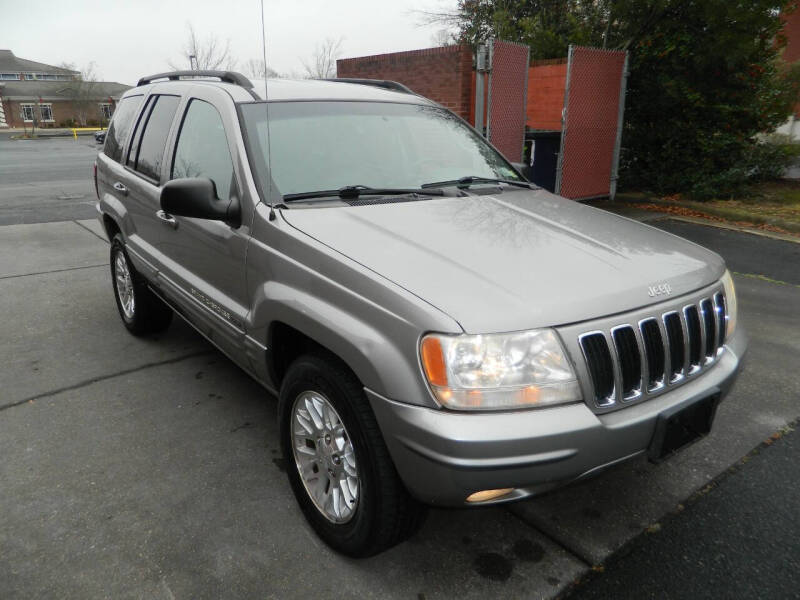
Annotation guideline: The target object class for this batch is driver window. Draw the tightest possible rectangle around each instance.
[171,99,235,201]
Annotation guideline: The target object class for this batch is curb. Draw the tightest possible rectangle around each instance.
[662,215,800,245]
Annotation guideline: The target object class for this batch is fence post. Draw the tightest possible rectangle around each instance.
[555,45,574,196]
[485,39,494,141]
[609,51,630,202]
[474,43,487,135]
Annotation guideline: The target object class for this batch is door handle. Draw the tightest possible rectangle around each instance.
[112,182,128,195]
[156,210,178,229]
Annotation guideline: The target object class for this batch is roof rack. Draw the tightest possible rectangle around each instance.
[137,70,253,88]
[323,78,415,95]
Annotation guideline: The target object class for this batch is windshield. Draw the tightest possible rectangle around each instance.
[240,101,522,198]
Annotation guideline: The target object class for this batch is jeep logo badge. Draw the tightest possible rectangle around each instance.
[648,283,672,297]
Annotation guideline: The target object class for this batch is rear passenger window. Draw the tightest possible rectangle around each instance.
[171,99,235,201]
[103,95,143,163]
[127,95,180,181]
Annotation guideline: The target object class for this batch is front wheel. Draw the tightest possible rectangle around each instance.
[279,353,425,557]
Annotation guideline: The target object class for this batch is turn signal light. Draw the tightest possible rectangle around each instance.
[466,488,514,503]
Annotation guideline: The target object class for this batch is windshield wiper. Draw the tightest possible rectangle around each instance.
[283,185,445,202]
[421,176,532,190]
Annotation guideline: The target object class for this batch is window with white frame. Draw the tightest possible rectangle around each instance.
[0,73,20,80]
[21,104,35,122]
[99,103,113,120]
[40,103,54,122]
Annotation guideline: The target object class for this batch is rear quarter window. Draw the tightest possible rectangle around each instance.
[103,95,144,163]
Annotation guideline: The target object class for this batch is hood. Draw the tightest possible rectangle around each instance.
[281,189,725,333]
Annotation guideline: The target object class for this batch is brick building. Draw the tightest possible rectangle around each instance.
[0,50,130,128]
[337,46,474,121]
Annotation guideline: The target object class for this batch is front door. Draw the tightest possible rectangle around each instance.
[155,87,252,364]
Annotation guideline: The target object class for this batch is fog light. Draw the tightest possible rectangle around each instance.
[466,488,514,503]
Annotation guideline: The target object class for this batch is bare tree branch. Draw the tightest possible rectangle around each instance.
[241,58,281,79]
[301,37,343,79]
[168,23,237,71]
[60,63,99,126]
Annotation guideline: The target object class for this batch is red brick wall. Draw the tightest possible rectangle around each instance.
[526,59,567,131]
[782,8,800,63]
[337,45,474,122]
[781,8,800,116]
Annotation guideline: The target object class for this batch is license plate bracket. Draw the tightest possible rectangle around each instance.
[648,390,721,463]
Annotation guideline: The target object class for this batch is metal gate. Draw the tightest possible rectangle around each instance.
[476,39,530,163]
[555,46,629,200]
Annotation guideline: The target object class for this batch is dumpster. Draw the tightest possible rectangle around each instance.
[522,130,561,192]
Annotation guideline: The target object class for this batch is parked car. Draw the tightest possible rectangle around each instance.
[94,130,106,143]
[94,70,746,557]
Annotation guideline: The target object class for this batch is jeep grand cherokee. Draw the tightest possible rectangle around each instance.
[95,70,746,557]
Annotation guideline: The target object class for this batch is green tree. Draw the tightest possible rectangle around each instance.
[442,0,800,197]
[617,1,800,198]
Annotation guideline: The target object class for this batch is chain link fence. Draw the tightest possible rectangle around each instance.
[486,40,530,163]
[556,46,629,200]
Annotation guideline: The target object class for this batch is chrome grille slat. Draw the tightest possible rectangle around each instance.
[699,298,715,363]
[578,291,726,409]
[663,311,685,383]
[578,332,616,407]
[684,304,703,374]
[714,292,726,350]
[639,318,665,391]
[612,325,642,401]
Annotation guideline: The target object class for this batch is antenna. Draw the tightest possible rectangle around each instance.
[260,0,276,220]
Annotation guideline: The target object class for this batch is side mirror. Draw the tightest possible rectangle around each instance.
[160,178,240,227]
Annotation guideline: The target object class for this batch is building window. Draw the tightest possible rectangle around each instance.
[99,103,113,120]
[21,104,35,122]
[40,104,54,122]
[0,73,20,80]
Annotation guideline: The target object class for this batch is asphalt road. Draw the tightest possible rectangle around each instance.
[0,135,100,225]
[566,425,800,599]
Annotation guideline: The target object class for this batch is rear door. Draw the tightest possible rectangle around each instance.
[155,85,252,364]
[121,93,182,276]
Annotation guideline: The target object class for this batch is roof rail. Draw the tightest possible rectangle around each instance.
[137,70,254,88]
[323,78,415,95]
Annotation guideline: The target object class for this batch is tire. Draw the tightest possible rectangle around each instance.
[279,353,426,557]
[110,233,173,335]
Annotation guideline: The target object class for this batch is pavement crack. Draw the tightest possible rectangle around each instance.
[0,263,106,280]
[0,350,214,412]
[72,219,108,243]
[732,271,800,289]
[505,506,595,568]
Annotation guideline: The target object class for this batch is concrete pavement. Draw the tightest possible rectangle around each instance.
[0,220,583,599]
[1,210,798,598]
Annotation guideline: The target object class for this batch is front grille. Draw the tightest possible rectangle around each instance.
[578,292,726,409]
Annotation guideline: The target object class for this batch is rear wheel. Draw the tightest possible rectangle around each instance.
[110,234,172,335]
[279,353,425,557]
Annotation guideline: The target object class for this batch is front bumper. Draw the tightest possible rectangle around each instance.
[366,330,747,507]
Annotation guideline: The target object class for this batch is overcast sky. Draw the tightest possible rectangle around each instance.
[0,0,455,86]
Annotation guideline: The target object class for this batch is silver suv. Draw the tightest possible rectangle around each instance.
[95,70,746,557]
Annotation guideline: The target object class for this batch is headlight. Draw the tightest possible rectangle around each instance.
[420,329,581,410]
[721,269,738,339]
